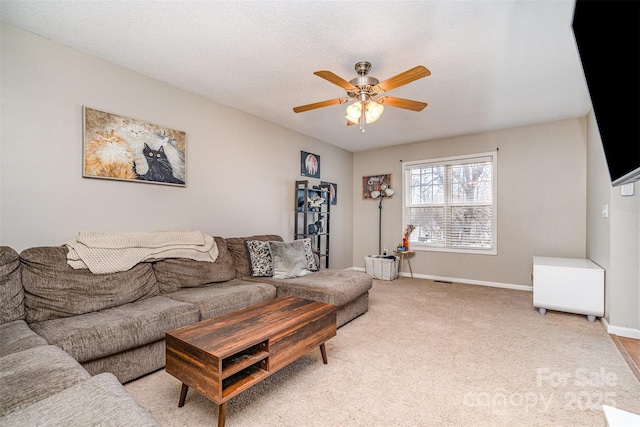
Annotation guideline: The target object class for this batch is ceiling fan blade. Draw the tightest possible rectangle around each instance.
[375,66,431,93]
[314,71,358,91]
[378,96,428,111]
[293,98,349,113]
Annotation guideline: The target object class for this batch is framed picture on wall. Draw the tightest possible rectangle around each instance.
[301,151,320,178]
[362,173,392,198]
[321,181,337,205]
[83,106,186,186]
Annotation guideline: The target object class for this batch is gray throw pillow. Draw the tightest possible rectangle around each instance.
[245,240,273,277]
[269,240,310,279]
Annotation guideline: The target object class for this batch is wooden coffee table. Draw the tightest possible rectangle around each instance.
[165,296,337,427]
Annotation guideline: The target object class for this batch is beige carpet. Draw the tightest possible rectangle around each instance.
[125,277,640,426]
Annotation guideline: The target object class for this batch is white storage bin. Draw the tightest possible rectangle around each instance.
[532,256,604,322]
[365,255,399,281]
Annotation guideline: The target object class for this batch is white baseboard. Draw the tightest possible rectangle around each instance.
[351,266,532,292]
[601,317,640,339]
[408,272,533,292]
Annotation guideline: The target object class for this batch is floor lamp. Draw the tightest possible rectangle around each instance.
[371,184,394,255]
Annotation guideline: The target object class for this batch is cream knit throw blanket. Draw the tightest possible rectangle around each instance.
[66,230,219,274]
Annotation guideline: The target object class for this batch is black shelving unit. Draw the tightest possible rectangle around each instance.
[294,180,330,269]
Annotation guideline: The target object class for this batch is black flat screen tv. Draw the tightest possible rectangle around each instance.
[572,0,640,186]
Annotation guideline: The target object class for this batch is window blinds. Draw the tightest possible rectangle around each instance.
[403,152,497,254]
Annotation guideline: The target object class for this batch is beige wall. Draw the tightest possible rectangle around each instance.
[0,24,354,268]
[586,110,613,318]
[353,118,588,288]
[2,23,637,337]
[586,110,640,335]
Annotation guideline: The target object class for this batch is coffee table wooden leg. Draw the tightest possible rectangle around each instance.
[178,383,188,407]
[320,343,328,364]
[218,402,227,427]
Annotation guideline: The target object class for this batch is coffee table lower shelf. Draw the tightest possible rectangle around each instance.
[166,296,337,427]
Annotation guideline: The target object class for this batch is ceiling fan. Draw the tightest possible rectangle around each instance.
[293,61,431,131]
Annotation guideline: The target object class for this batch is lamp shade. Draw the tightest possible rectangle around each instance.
[345,102,362,124]
[365,101,384,123]
[346,99,385,125]
[370,190,381,199]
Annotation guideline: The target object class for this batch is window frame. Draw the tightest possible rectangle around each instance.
[402,151,498,255]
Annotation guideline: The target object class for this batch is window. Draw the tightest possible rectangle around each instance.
[402,151,497,255]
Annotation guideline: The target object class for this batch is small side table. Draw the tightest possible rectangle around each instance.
[393,250,414,278]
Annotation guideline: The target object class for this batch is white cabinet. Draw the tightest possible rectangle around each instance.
[532,257,604,322]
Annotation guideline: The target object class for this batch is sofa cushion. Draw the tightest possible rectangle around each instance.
[226,235,283,278]
[254,269,373,307]
[0,345,91,416]
[153,236,236,293]
[163,279,277,320]
[0,246,24,324]
[245,240,273,277]
[20,246,160,323]
[82,339,166,384]
[269,240,310,279]
[0,373,160,426]
[28,295,199,363]
[0,319,48,358]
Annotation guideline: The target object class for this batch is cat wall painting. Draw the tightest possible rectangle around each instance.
[83,107,186,186]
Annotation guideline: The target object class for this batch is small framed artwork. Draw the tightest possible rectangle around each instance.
[363,173,392,198]
[321,181,337,205]
[83,106,186,186]
[301,151,320,178]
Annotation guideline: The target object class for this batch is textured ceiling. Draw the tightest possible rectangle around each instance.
[0,0,591,153]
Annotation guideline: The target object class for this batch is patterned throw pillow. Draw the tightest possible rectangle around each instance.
[245,240,273,277]
[300,238,319,272]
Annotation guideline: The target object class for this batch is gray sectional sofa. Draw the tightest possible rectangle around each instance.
[0,234,372,425]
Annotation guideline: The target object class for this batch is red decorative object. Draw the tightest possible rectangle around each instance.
[402,225,415,252]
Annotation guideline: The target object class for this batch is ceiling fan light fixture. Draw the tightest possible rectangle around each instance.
[346,99,384,125]
[365,101,384,123]
[294,61,430,131]
[345,101,362,124]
